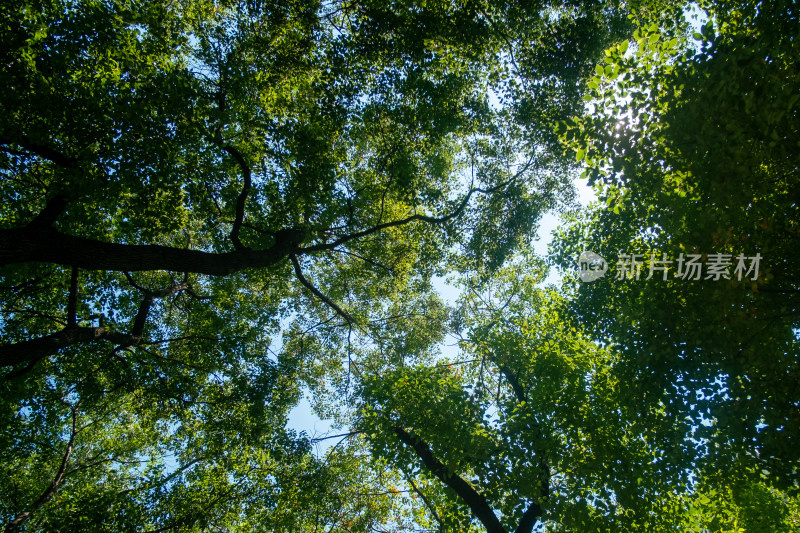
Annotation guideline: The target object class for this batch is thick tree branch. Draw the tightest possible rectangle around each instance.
[393,426,507,533]
[0,173,519,275]
[222,144,252,251]
[0,327,120,368]
[515,501,544,533]
[0,226,304,274]
[28,194,70,229]
[130,283,189,338]
[1,283,189,369]
[498,363,527,404]
[0,135,79,168]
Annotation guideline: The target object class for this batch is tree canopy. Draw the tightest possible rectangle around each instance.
[1,0,798,531]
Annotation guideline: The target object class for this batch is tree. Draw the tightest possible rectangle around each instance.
[0,0,632,377]
[1,0,641,530]
[350,2,800,531]
[551,0,800,511]
[358,255,800,532]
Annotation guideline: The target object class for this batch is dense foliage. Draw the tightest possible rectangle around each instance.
[549,0,800,529]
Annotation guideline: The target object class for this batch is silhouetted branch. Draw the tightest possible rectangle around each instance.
[302,175,520,254]
[27,194,70,229]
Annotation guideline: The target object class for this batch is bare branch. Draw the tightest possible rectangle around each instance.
[310,431,361,444]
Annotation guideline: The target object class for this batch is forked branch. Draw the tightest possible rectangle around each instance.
[1,281,190,371]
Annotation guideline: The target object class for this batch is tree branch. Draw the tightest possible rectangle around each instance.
[1,282,189,369]
[393,426,507,533]
[4,404,79,532]
[0,226,304,274]
[0,170,520,276]
[403,470,444,533]
[130,282,189,338]
[27,194,70,229]
[290,254,354,324]
[330,247,396,275]
[498,363,527,404]
[0,327,118,369]
[0,172,518,279]
[493,357,549,530]
[515,501,544,533]
[0,135,79,168]
[222,144,252,251]
[301,177,518,254]
[310,431,361,444]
